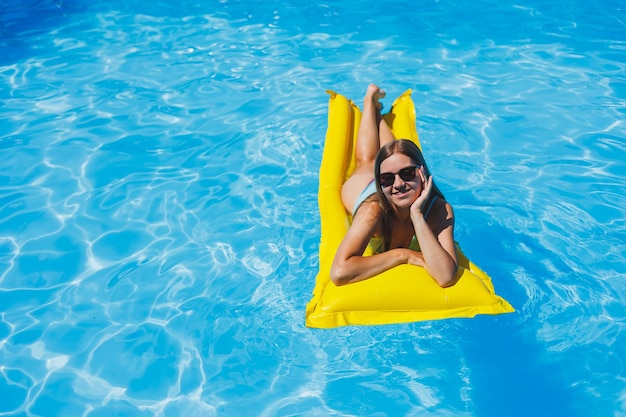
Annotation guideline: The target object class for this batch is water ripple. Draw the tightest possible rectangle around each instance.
[1,0,625,416]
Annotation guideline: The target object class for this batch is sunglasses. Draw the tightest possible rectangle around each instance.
[379,165,422,188]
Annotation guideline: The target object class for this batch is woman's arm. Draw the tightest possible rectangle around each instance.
[330,202,418,285]
[410,188,458,287]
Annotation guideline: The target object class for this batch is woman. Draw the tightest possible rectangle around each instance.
[330,84,458,287]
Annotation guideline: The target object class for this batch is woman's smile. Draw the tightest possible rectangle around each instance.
[380,153,423,206]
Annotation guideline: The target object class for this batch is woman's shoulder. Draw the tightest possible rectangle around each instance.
[352,199,384,231]
[353,198,383,219]
[435,195,454,214]
[427,196,454,230]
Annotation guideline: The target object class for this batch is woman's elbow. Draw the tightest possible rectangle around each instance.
[330,263,350,286]
[435,264,458,288]
[437,277,455,288]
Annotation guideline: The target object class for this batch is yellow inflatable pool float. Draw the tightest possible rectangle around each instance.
[305,89,515,328]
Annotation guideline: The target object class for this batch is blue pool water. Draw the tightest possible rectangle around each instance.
[1,0,625,415]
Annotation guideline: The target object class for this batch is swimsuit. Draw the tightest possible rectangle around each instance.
[371,195,439,253]
[352,179,377,217]
[352,180,440,254]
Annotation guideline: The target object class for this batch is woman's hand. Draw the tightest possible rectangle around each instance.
[410,168,433,218]
[402,248,425,267]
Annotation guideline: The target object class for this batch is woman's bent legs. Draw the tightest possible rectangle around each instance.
[341,84,396,213]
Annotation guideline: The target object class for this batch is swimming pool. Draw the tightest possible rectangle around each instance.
[1,0,625,415]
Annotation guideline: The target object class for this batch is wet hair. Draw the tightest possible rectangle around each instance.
[373,139,445,251]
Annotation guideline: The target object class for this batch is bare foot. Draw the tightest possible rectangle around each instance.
[365,83,386,104]
[364,84,386,114]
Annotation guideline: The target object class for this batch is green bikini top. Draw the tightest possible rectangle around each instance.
[368,195,439,254]
[368,235,421,254]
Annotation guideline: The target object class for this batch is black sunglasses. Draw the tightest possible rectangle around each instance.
[379,165,422,188]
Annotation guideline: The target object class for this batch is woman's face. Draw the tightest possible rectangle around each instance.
[378,152,424,209]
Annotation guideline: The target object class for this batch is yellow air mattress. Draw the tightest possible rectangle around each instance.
[305,89,515,328]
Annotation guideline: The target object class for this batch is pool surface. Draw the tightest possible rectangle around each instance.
[1,0,625,416]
